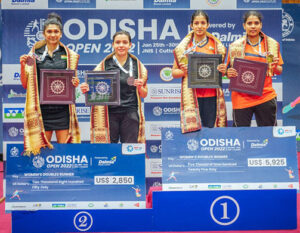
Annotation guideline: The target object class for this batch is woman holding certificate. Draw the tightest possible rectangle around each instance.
[80,30,148,143]
[227,10,283,127]
[20,13,81,155]
[172,10,227,133]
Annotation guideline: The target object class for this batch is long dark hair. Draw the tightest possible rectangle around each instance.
[43,12,63,32]
[112,30,132,43]
[190,10,209,24]
[243,10,263,23]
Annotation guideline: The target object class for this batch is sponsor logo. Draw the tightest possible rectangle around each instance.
[152,106,180,116]
[282,11,294,38]
[14,72,21,81]
[7,89,26,99]
[164,130,174,140]
[208,185,221,189]
[122,144,145,154]
[248,139,268,148]
[160,67,173,82]
[150,87,181,95]
[4,124,24,140]
[11,0,35,4]
[153,106,163,116]
[97,156,117,166]
[8,127,19,137]
[147,103,180,120]
[52,203,66,208]
[206,0,221,6]
[76,107,90,115]
[32,156,45,169]
[296,131,300,141]
[88,203,95,207]
[222,88,230,97]
[24,19,45,49]
[167,186,183,190]
[10,147,20,157]
[273,126,296,137]
[187,139,199,151]
[4,108,24,119]
[33,203,42,208]
[144,0,189,8]
[67,203,78,208]
[127,145,134,152]
[150,145,159,153]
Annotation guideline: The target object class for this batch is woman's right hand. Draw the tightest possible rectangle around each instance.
[227,67,238,78]
[179,63,188,75]
[80,82,90,94]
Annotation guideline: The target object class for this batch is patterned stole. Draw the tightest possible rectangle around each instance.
[228,32,279,77]
[173,31,227,134]
[23,40,81,156]
[91,53,147,143]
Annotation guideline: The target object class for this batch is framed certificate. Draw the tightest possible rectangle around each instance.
[40,69,75,105]
[85,70,120,106]
[188,54,222,88]
[230,58,268,96]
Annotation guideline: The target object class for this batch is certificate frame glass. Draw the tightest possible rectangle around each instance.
[85,70,120,106]
[40,69,75,105]
[188,54,222,89]
[230,58,268,96]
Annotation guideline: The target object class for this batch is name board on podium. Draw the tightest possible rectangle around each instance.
[161,127,299,191]
[5,143,146,210]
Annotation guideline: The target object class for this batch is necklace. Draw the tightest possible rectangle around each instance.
[247,36,262,56]
[183,36,208,55]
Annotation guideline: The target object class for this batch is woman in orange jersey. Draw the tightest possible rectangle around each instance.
[172,10,227,133]
[227,10,283,126]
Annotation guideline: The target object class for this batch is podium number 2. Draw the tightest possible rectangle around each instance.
[73,211,93,232]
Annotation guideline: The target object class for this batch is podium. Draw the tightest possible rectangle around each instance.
[5,127,299,232]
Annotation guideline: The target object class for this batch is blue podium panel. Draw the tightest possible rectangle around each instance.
[5,143,146,210]
[162,127,299,191]
[153,190,297,231]
[12,190,297,232]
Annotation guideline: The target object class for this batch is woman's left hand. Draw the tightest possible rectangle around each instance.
[134,79,144,88]
[217,64,227,74]
[72,76,80,87]
[270,57,279,70]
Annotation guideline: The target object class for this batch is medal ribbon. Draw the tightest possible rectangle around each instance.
[247,36,262,56]
[183,36,208,56]
[113,55,133,77]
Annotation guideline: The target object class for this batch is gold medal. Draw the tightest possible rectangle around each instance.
[266,54,274,63]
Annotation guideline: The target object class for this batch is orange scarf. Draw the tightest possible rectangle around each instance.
[173,31,227,133]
